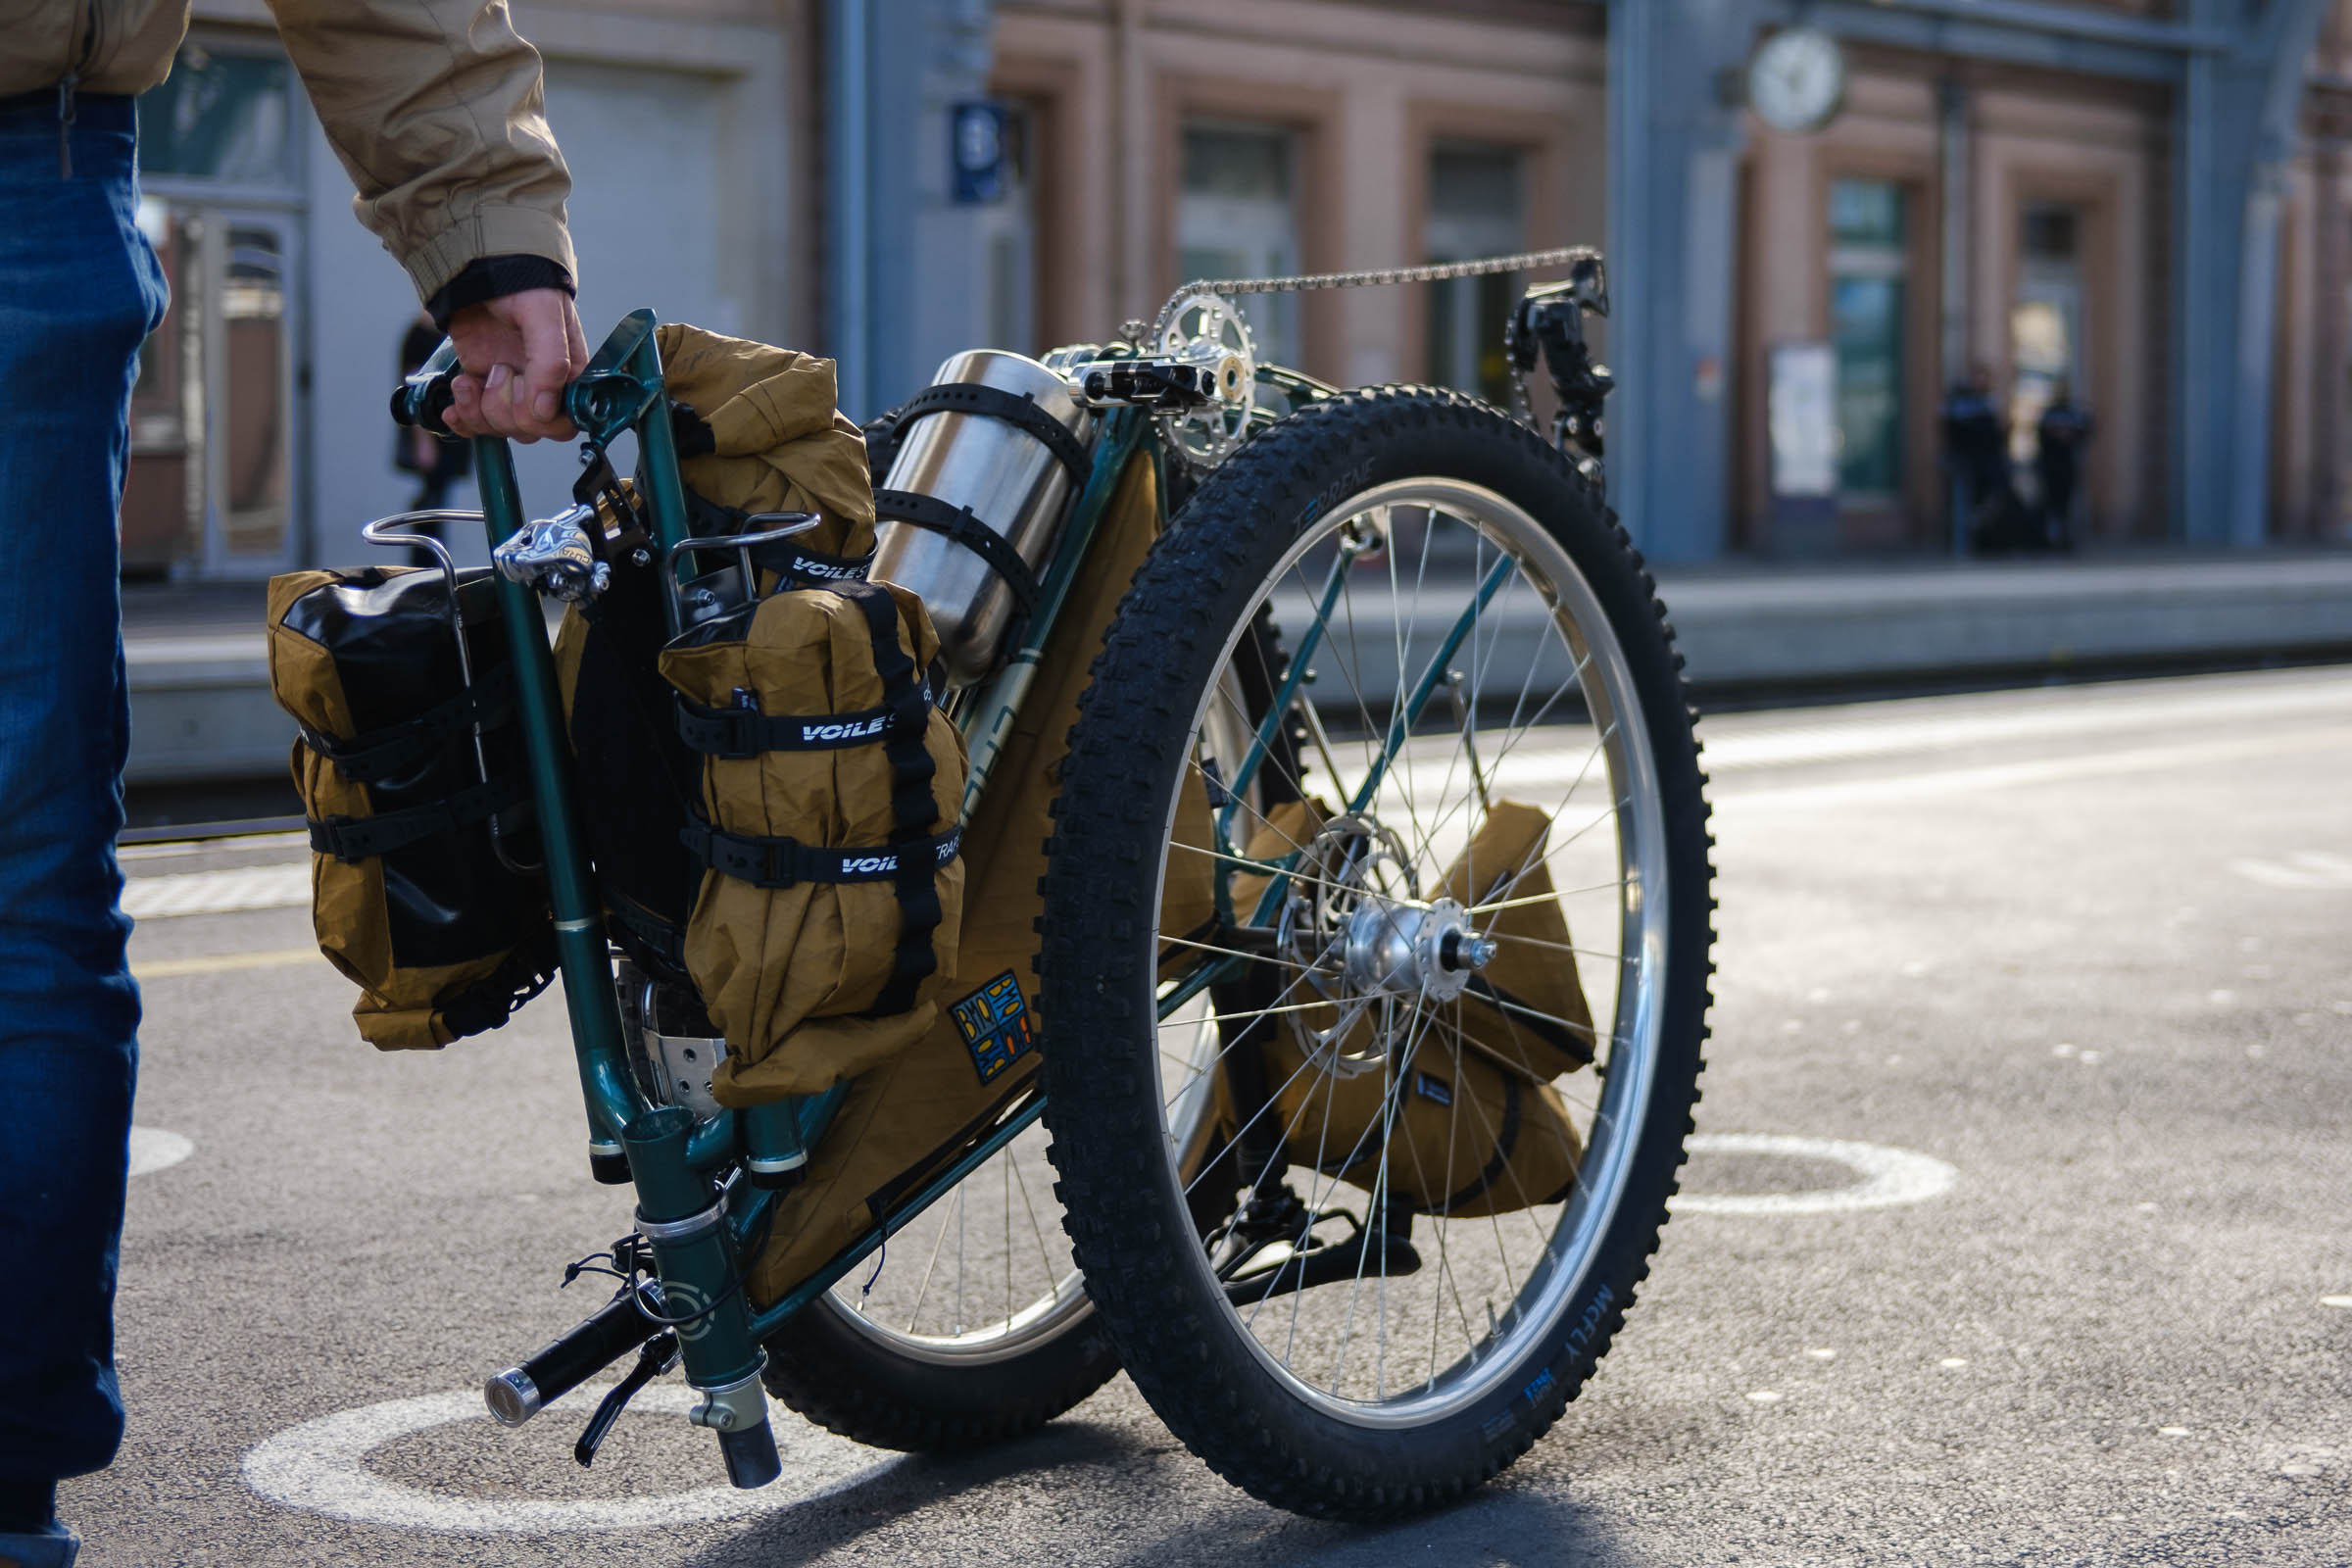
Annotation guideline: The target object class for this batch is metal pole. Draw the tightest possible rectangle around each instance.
[1939,75,1971,558]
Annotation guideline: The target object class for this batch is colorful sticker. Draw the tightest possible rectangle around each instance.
[950,970,1038,1085]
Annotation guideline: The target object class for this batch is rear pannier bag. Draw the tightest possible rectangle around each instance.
[267,567,555,1051]
[661,578,967,1105]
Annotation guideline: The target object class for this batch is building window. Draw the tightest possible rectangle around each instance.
[1426,141,1525,406]
[136,46,295,185]
[1828,178,1908,504]
[2010,202,2084,469]
[1178,122,1300,369]
[127,42,304,580]
[975,101,1037,356]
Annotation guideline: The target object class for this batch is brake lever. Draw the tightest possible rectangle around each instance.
[572,1330,680,1468]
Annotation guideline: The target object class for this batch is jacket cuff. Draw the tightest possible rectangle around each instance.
[425,256,576,331]
[401,205,577,304]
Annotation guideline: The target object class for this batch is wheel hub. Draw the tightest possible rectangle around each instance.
[1342,895,1494,1003]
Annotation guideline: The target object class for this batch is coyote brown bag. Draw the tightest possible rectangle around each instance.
[1225,800,1592,1217]
[743,451,1164,1306]
[267,567,555,1051]
[661,578,967,1104]
[1436,799,1596,1081]
[554,322,878,982]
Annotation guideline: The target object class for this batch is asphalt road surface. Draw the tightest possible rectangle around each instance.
[78,664,2352,1566]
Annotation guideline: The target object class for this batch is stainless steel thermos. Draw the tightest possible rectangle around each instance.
[870,350,1100,688]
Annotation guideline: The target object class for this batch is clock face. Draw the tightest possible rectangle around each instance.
[1748,27,1846,134]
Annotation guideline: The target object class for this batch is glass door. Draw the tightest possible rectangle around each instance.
[1425,141,1525,407]
[1828,178,1909,508]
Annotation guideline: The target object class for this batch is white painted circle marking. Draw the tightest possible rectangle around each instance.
[1670,1134,1957,1215]
[242,1386,888,1533]
[127,1126,194,1177]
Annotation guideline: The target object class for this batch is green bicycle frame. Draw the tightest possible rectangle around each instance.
[435,306,1481,1393]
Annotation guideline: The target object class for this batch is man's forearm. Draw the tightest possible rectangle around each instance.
[265,0,576,303]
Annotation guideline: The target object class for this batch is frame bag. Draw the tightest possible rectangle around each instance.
[267,567,556,1051]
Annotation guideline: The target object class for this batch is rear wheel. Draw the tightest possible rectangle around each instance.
[757,1117,1116,1451]
[1039,388,1714,1518]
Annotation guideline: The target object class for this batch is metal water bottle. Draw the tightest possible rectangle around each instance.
[870,350,1099,687]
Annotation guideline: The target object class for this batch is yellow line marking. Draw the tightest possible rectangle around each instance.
[132,948,321,980]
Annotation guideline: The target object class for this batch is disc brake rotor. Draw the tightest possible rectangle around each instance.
[1275,813,1420,1078]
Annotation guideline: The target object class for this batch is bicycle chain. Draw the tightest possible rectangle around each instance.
[1150,244,1602,430]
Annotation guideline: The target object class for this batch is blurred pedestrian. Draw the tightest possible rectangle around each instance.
[1942,365,2028,553]
[2034,379,2093,551]
[0,8,585,1566]
[393,313,474,566]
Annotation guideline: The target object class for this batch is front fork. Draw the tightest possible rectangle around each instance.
[471,410,782,1487]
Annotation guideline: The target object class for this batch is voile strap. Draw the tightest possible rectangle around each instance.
[685,493,875,586]
[870,489,1042,618]
[888,382,1092,488]
[307,770,530,863]
[673,690,924,760]
[298,664,516,784]
[680,821,962,889]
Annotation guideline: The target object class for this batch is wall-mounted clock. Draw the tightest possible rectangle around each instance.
[1748,26,1847,135]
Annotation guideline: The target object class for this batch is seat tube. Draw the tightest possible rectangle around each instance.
[474,436,648,1148]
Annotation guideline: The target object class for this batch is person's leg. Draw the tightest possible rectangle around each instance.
[0,92,170,1568]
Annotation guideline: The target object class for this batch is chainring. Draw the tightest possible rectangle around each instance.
[1152,290,1257,468]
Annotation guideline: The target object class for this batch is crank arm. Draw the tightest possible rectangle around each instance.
[1220,1215,1423,1307]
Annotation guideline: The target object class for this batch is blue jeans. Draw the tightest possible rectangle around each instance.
[0,89,166,1551]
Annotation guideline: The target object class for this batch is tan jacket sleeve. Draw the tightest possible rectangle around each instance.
[265,0,576,303]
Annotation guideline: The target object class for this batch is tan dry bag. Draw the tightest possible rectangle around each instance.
[554,323,880,986]
[662,577,967,1106]
[267,566,555,1051]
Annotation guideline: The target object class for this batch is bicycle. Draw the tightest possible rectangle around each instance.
[378,246,1713,1519]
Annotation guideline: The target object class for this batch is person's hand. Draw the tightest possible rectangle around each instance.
[445,287,589,442]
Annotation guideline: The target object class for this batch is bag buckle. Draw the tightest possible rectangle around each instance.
[716,689,762,762]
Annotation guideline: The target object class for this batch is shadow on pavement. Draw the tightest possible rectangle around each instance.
[676,1415,1641,1568]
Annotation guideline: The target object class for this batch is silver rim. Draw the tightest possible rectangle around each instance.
[1148,477,1670,1426]
[819,1115,1090,1364]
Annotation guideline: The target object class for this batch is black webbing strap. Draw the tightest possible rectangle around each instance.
[839,580,951,1016]
[307,771,530,863]
[673,691,918,760]
[679,819,962,890]
[871,489,1043,619]
[298,665,516,784]
[889,382,1092,489]
[436,924,561,1042]
[605,893,690,980]
[685,492,874,587]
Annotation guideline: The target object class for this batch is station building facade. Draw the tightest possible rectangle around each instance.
[122,0,2352,582]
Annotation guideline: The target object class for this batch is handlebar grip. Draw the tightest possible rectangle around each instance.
[390,371,459,438]
[483,1288,658,1427]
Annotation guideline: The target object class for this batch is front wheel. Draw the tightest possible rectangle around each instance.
[1039,388,1714,1519]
